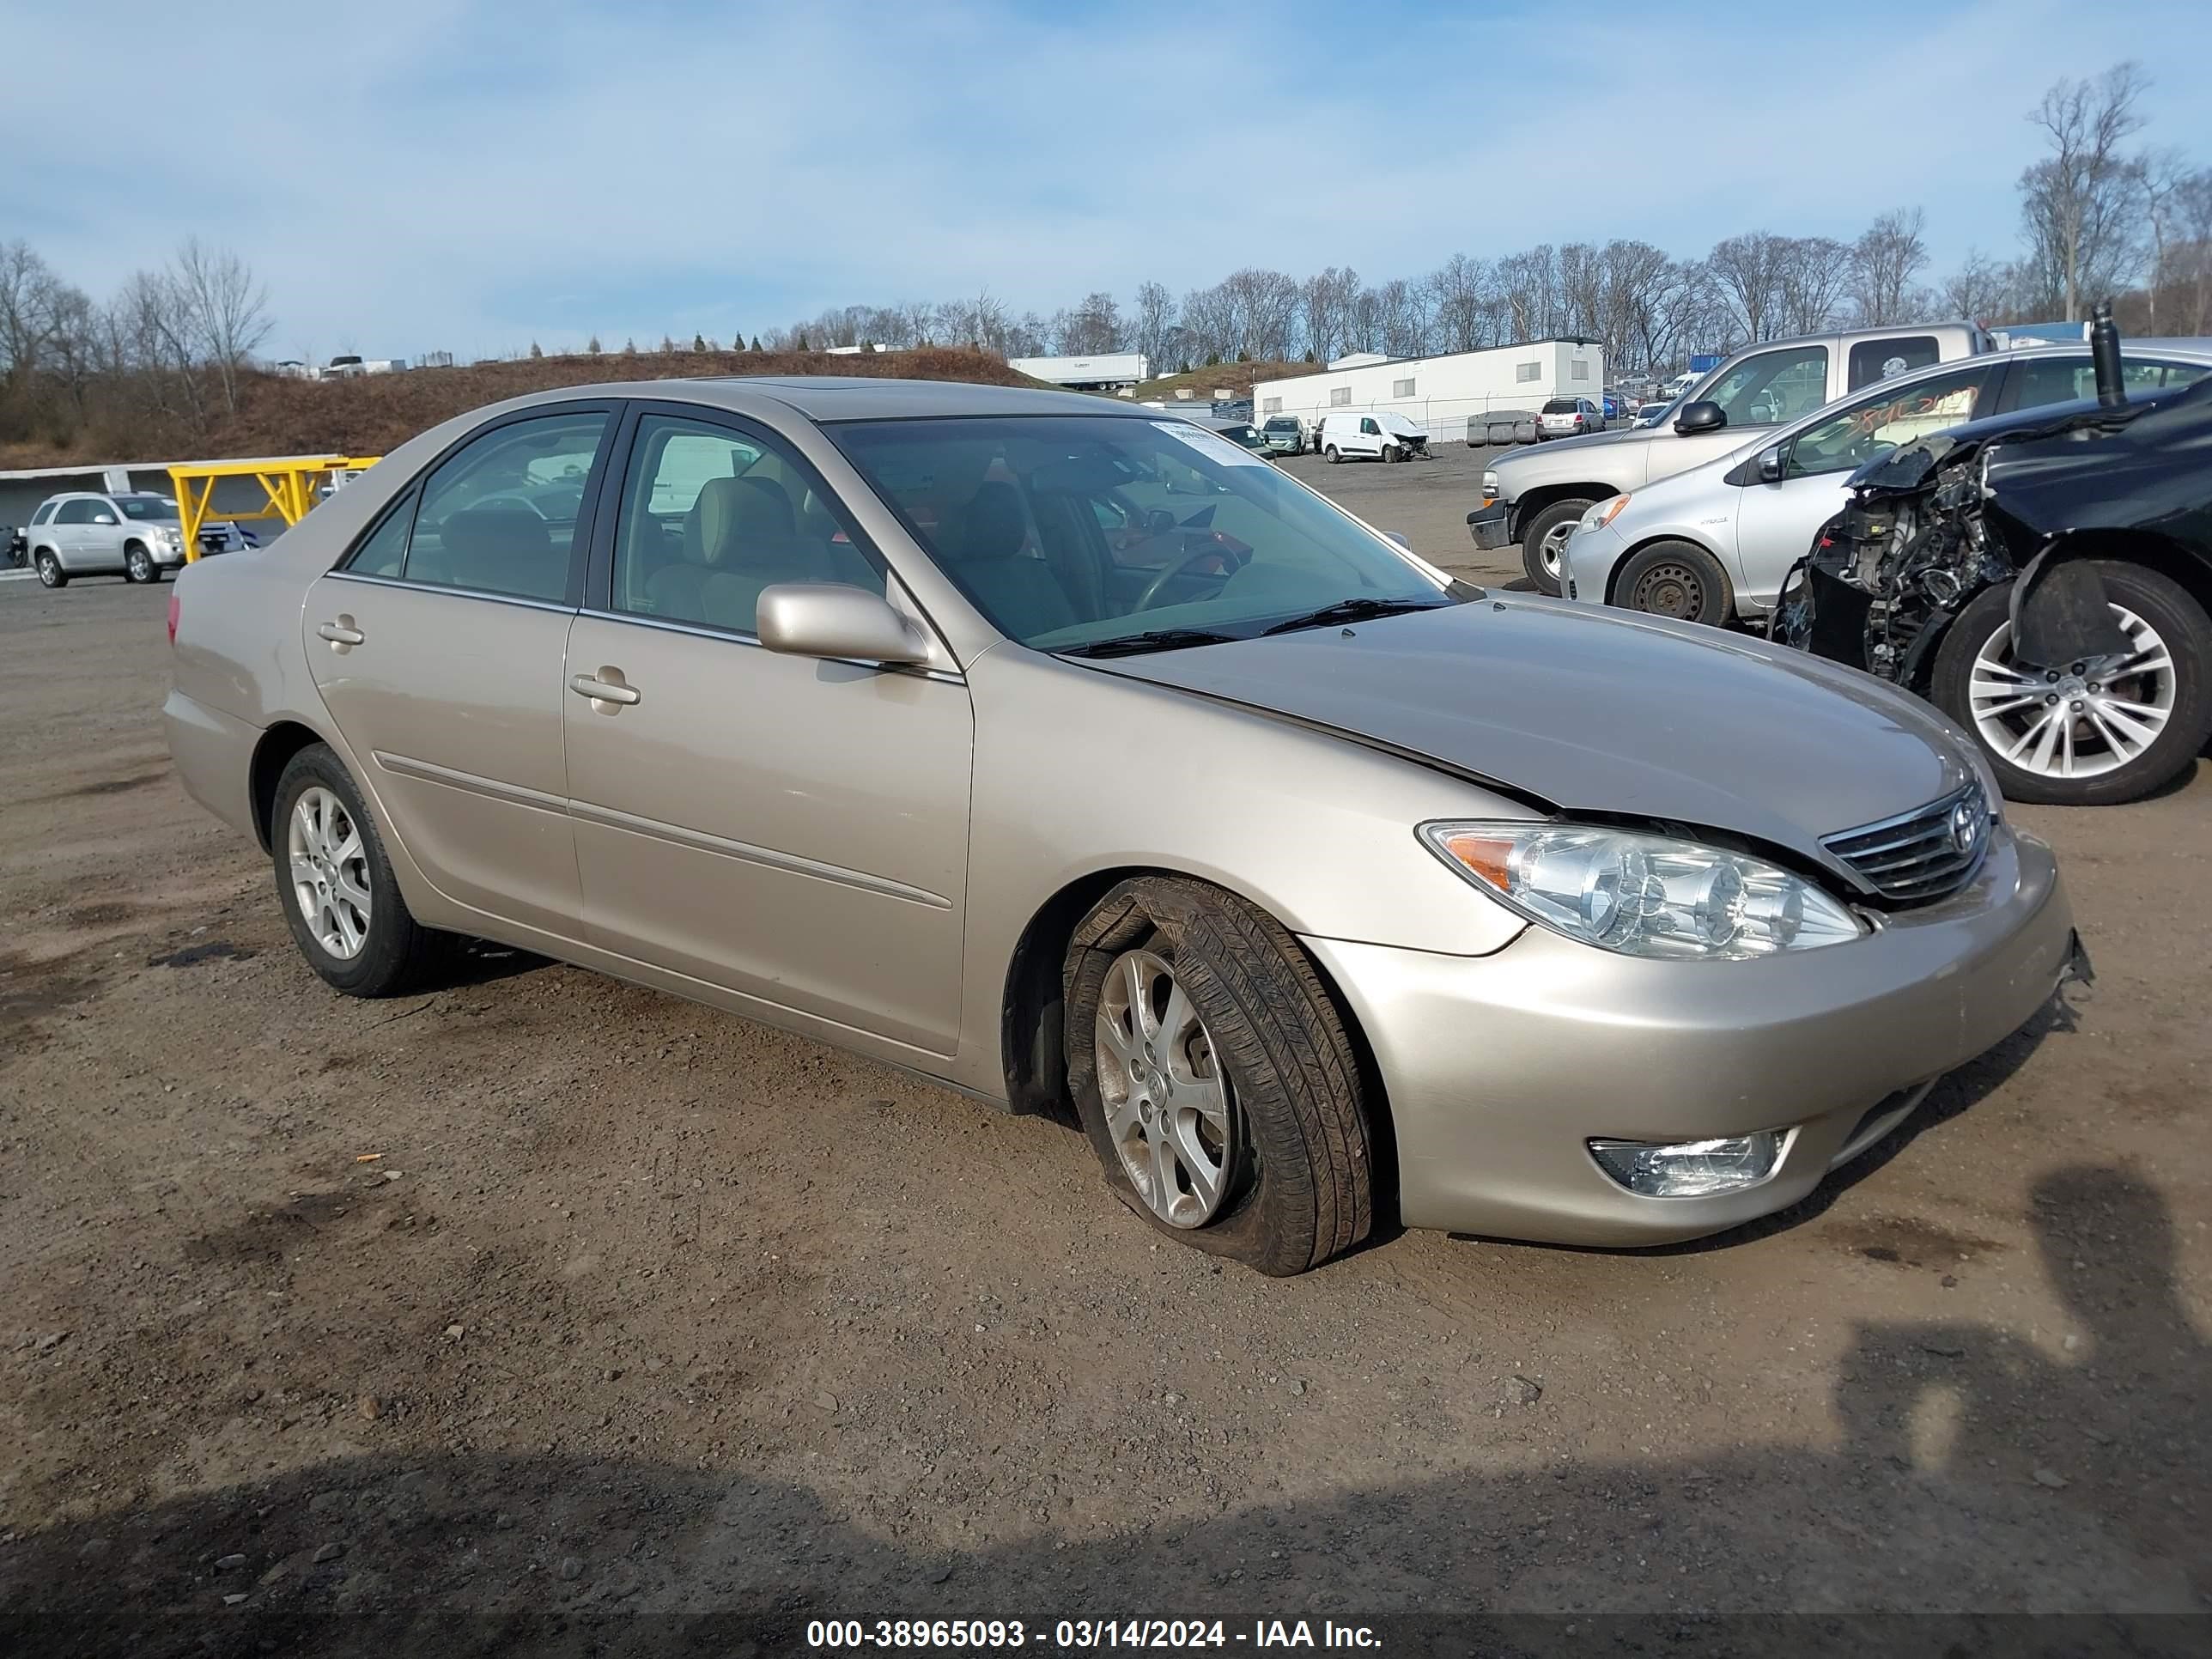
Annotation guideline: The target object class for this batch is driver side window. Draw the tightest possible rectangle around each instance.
[1704,345,1830,427]
[1784,366,1993,477]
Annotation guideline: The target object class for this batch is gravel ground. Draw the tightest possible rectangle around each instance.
[1,553,2208,1657]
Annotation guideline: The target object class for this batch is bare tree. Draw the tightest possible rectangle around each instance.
[1936,249,2013,323]
[171,238,271,416]
[2020,62,2150,320]
[1495,246,1559,341]
[2170,170,2212,336]
[1593,240,1675,372]
[1424,253,1492,353]
[1707,232,1786,342]
[1059,290,1123,355]
[1130,282,1176,371]
[1847,210,1929,326]
[1299,267,1359,362]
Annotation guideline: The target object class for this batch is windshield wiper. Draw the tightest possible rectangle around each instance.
[1261,597,1451,635]
[1056,628,1242,659]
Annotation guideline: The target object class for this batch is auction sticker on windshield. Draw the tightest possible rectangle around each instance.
[1152,422,1267,467]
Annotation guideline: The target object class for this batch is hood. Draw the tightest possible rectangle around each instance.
[1087,598,1973,869]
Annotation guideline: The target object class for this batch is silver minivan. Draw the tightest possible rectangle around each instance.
[1472,322,1995,593]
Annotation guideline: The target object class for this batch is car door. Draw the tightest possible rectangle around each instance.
[51,498,97,568]
[1729,362,2002,609]
[302,403,615,937]
[82,498,129,569]
[561,404,974,1055]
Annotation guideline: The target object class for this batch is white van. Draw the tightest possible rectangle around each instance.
[1318,410,1429,464]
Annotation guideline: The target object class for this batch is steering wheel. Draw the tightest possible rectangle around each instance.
[1134,544,1247,611]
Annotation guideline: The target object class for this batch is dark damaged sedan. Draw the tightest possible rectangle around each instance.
[1775,337,2212,805]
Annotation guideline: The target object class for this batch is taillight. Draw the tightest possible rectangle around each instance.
[167,591,180,646]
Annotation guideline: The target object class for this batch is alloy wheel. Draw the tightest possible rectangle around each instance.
[1969,605,2175,781]
[127,547,152,582]
[287,786,373,958]
[1537,520,1576,582]
[36,552,59,586]
[1094,947,1237,1228]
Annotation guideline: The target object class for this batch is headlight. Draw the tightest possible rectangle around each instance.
[1584,495,1631,530]
[1419,821,1863,960]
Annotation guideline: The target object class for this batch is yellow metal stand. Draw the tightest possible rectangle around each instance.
[168,456,381,561]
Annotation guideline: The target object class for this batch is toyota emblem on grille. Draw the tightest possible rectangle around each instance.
[1949,799,1982,855]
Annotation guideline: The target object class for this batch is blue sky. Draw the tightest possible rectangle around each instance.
[7,0,2210,361]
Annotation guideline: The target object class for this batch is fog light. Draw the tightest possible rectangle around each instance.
[1588,1132,1783,1198]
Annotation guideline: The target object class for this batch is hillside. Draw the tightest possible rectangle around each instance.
[0,347,1036,471]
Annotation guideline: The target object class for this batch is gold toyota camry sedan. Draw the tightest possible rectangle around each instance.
[164,378,2084,1273]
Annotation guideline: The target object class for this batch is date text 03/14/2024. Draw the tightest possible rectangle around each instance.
[805,1619,1382,1649]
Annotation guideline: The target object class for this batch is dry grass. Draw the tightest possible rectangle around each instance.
[0,348,1037,470]
[1122,361,1306,404]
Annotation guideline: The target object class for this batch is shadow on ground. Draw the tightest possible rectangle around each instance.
[3,1167,2203,1659]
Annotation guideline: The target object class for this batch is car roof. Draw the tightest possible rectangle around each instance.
[690,375,1141,422]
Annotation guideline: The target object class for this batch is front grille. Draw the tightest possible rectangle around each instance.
[1821,781,1991,903]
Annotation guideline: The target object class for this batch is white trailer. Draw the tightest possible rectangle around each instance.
[1255,340,1605,446]
[1007,351,1150,390]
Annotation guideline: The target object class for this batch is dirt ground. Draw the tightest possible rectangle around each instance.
[2,556,2209,1657]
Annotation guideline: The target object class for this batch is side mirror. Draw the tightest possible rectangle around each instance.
[1674,400,1726,435]
[756,584,932,666]
[1756,446,1786,484]
[93,513,117,526]
[1383,531,1414,550]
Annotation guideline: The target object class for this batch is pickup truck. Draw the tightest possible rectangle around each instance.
[1469,321,1995,593]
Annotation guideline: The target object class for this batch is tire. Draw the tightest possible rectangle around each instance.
[1381,443,1400,465]
[1613,538,1734,626]
[271,743,453,996]
[1324,446,1340,465]
[124,542,155,584]
[1929,562,2212,806]
[1518,497,1594,596]
[34,550,65,588]
[1063,876,1374,1276]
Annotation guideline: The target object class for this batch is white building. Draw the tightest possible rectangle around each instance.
[1255,339,1605,443]
[1006,351,1150,390]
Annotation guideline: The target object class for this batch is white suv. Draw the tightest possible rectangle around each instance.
[24,492,240,587]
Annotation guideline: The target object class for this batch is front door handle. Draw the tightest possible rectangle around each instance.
[317,618,364,647]
[569,672,641,707]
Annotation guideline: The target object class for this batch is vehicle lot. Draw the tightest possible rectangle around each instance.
[3,571,2210,1651]
[1272,443,1522,582]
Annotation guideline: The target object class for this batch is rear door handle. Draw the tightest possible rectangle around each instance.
[317,620,364,646]
[569,672,640,707]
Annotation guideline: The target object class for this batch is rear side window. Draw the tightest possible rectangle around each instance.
[384,410,610,602]
[2008,355,2196,409]
[1847,335,1941,391]
[31,501,55,525]
[345,492,416,578]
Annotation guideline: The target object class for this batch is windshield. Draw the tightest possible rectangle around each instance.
[1262,417,1299,434]
[830,415,1454,652]
[117,496,180,521]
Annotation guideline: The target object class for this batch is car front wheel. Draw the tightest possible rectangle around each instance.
[125,543,155,583]
[1931,563,2212,805]
[272,743,454,995]
[1615,539,1733,627]
[1519,498,1594,596]
[34,550,65,588]
[1063,876,1374,1276]
[1324,446,1340,464]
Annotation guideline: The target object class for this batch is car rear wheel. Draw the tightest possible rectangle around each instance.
[1519,498,1594,596]
[1931,564,2212,806]
[124,543,155,584]
[272,744,453,996]
[1615,539,1733,627]
[34,550,65,588]
[1064,876,1374,1276]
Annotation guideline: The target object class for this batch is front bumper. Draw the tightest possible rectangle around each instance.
[152,542,188,567]
[1467,501,1512,550]
[1303,830,2075,1247]
[1560,519,1630,605]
